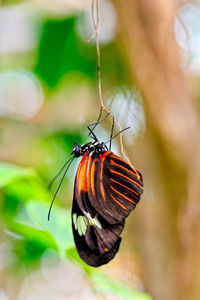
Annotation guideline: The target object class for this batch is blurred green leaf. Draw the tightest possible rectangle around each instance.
[90,272,152,300]
[8,221,57,250]
[7,221,57,265]
[0,162,36,188]
[26,200,74,256]
[66,247,93,275]
[35,17,96,87]
[35,15,131,88]
[3,177,49,204]
[0,161,74,257]
[2,174,50,219]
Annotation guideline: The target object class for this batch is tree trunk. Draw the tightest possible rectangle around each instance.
[112,1,200,299]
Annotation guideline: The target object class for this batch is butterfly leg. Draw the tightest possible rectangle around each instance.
[87,108,103,141]
[104,126,131,145]
[88,107,103,133]
[87,108,111,141]
[109,116,115,150]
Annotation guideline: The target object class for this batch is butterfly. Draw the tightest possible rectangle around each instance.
[48,109,143,267]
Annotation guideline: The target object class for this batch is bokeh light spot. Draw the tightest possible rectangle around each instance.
[0,70,43,120]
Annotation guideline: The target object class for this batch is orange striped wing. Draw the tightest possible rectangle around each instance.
[87,151,143,224]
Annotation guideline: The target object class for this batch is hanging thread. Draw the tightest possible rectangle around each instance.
[87,0,140,178]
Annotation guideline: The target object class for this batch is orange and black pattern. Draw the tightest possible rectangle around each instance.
[72,149,143,267]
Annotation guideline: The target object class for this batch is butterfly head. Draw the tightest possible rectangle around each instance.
[72,141,107,158]
[71,143,82,158]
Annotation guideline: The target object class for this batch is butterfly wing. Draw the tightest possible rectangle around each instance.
[72,152,124,267]
[72,192,123,267]
[87,151,143,224]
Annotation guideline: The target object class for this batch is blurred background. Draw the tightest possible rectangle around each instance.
[0,0,199,299]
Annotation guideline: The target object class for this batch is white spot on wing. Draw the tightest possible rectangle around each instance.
[84,212,102,229]
[76,215,88,236]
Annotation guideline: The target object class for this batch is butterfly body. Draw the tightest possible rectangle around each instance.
[71,142,143,267]
[71,141,107,157]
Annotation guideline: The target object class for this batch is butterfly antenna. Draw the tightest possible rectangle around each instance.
[48,156,75,221]
[109,116,115,150]
[48,157,74,191]
[104,126,130,145]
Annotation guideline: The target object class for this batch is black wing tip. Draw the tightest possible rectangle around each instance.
[77,237,122,268]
